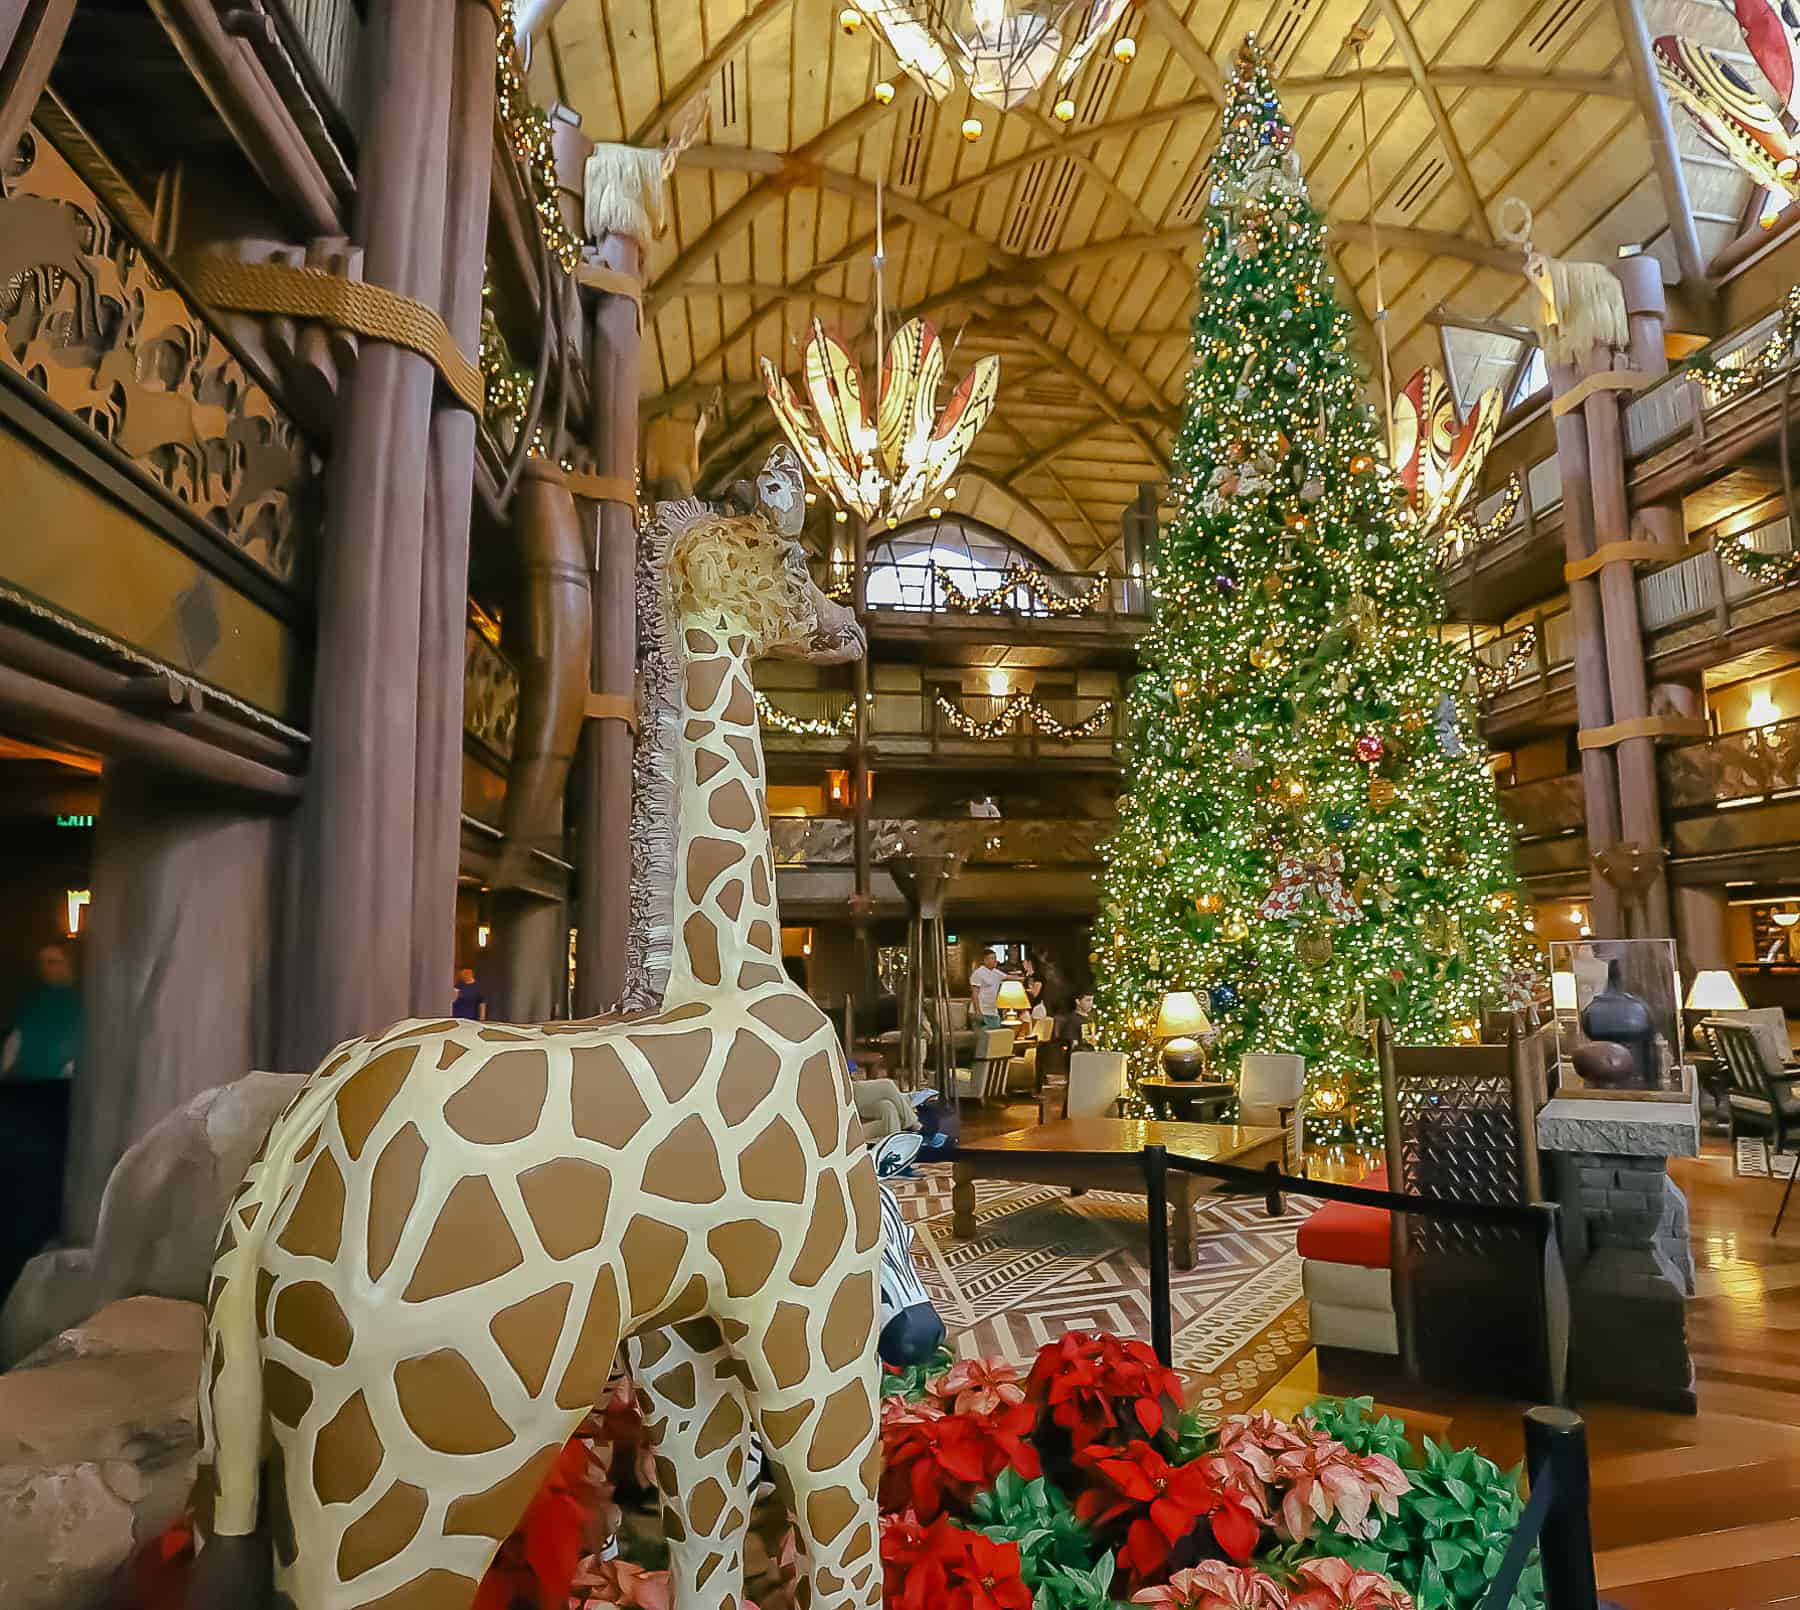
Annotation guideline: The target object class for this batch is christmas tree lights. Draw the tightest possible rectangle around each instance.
[1091,39,1535,1143]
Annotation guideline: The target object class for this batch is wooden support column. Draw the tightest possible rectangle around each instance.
[850,515,876,1025]
[572,143,655,1015]
[1546,359,1624,939]
[0,0,76,159]
[413,0,497,1010]
[282,0,455,1066]
[1580,254,1673,939]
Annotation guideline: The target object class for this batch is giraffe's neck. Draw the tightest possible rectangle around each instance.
[665,621,787,1002]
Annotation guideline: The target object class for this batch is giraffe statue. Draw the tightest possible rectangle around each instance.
[191,453,883,1610]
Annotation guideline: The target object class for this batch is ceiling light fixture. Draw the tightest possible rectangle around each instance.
[1052,96,1076,122]
[852,0,1134,112]
[873,78,896,103]
[1112,33,1136,62]
[960,115,984,140]
[840,7,864,34]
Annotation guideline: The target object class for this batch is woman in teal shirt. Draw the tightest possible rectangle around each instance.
[3,945,81,1081]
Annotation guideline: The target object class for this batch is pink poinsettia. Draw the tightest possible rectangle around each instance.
[1285,1556,1415,1608]
[1131,1559,1287,1608]
[1215,1411,1315,1484]
[570,1558,673,1610]
[932,1356,1027,1417]
[1271,1430,1409,1544]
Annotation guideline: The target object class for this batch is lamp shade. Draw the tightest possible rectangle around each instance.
[995,979,1030,1012]
[1156,990,1211,1040]
[1551,970,1578,1012]
[1684,968,1747,1012]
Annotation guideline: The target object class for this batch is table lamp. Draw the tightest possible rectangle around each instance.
[1683,968,1746,1048]
[1551,970,1578,1013]
[996,979,1030,1025]
[1156,991,1211,1082]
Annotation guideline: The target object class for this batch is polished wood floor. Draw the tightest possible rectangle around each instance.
[952,1100,1800,1606]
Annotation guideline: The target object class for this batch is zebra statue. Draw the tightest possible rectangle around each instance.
[871,1131,946,1364]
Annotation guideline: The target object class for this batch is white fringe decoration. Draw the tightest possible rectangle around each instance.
[584,144,668,248]
[1534,258,1631,368]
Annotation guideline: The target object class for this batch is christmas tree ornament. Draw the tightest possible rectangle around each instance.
[1299,475,1325,503]
[1258,847,1363,923]
[1350,453,1375,475]
[1220,912,1250,944]
[1368,778,1397,810]
[1436,691,1465,756]
[1353,731,1386,764]
[1296,928,1334,969]
[1230,740,1259,769]
[1209,982,1240,1013]
[1262,571,1284,598]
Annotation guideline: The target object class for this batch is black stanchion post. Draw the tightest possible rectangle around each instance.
[1144,1144,1173,1367]
[1533,1200,1570,1408]
[1263,1160,1283,1218]
[1524,1407,1599,1610]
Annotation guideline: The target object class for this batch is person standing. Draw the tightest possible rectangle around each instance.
[969,948,1006,1029]
[2,944,81,1081]
[451,966,487,1022]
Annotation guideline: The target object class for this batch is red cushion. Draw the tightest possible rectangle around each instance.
[1296,1166,1391,1269]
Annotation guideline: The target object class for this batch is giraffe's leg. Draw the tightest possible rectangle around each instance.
[733,1275,883,1610]
[631,1321,759,1610]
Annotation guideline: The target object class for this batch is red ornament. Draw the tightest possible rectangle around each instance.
[1354,732,1386,764]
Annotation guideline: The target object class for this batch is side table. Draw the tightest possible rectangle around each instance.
[1138,1075,1236,1123]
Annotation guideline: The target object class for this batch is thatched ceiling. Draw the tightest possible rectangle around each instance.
[534,0,1753,571]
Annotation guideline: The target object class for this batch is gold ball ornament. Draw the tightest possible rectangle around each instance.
[1350,453,1376,475]
[1296,928,1334,969]
[1221,912,1250,944]
[1262,571,1283,599]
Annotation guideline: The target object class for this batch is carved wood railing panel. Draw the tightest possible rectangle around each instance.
[1662,718,1800,813]
[771,816,1108,867]
[464,621,519,761]
[1497,772,1586,839]
[0,127,316,587]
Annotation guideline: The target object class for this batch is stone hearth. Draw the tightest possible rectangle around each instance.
[1537,1089,1700,1413]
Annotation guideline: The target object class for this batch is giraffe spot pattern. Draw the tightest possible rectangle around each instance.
[264,1359,314,1427]
[724,733,760,779]
[476,1027,531,1043]
[689,1477,727,1536]
[683,914,723,985]
[750,855,770,905]
[644,1115,727,1203]
[366,1121,426,1282]
[686,658,730,714]
[444,1442,561,1539]
[313,1390,382,1504]
[621,1214,687,1321]
[394,1349,513,1454]
[794,1050,841,1154]
[658,1361,697,1410]
[792,1173,848,1286]
[435,1041,467,1070]
[518,1156,611,1261]
[808,1380,873,1473]
[685,836,744,903]
[571,1045,652,1147]
[808,1486,860,1544]
[269,1442,299,1566]
[706,1218,782,1297]
[272,1280,352,1366]
[708,778,756,833]
[695,1391,746,1458]
[558,1265,621,1409]
[255,1269,275,1335]
[717,878,745,920]
[403,1175,522,1302]
[694,748,728,786]
[737,961,785,989]
[352,1568,478,1609]
[739,1115,807,1203]
[444,1049,548,1143]
[335,1045,420,1160]
[850,1164,880,1254]
[336,1480,429,1579]
[489,1283,573,1396]
[639,1026,714,1103]
[760,1398,813,1448]
[822,1272,876,1371]
[763,1301,811,1390]
[276,1149,346,1261]
[684,719,715,741]
[722,676,755,727]
[718,1029,781,1125]
[749,993,826,1043]
[746,920,776,955]
[640,1272,709,1332]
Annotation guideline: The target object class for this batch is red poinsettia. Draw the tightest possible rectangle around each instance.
[1284,1556,1415,1608]
[881,1511,1032,1610]
[1074,1438,1264,1581]
[1131,1560,1288,1608]
[1027,1330,1185,1450]
[881,1398,1041,1520]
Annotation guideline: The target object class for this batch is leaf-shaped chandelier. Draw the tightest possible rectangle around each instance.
[761,317,1000,528]
[855,0,1132,111]
[1388,365,1505,543]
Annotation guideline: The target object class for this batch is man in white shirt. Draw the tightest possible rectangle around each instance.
[969,949,1006,1028]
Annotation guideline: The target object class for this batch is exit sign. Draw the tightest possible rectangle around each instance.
[56,815,94,828]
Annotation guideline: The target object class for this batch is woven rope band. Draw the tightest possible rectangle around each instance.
[585,691,639,732]
[566,469,638,509]
[1563,539,1685,581]
[1551,369,1651,417]
[1577,715,1709,749]
[188,258,483,414]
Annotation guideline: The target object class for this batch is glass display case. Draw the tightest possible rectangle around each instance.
[1548,937,1691,1100]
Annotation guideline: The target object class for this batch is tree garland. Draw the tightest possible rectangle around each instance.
[1716,525,1800,583]
[1470,621,1536,696]
[495,0,582,276]
[932,560,1110,617]
[1437,473,1522,565]
[1689,283,1800,406]
[754,690,858,736]
[936,691,1116,741]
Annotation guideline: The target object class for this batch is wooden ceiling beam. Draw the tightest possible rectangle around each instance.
[1141,0,1226,101]
[993,416,1102,554]
[1373,0,1496,246]
[1031,285,1172,413]
[1610,0,1711,294]
[1334,221,1522,275]
[1007,412,1160,482]
[628,0,793,144]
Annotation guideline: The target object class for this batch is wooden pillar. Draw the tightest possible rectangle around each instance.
[1546,360,1623,938]
[487,887,565,1023]
[66,765,283,1239]
[413,0,498,1010]
[850,516,877,1017]
[573,146,656,1015]
[282,0,456,1066]
[1673,884,1730,981]
[0,0,76,160]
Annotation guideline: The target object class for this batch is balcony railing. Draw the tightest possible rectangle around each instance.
[771,816,1108,867]
[1498,772,1586,839]
[757,686,1123,757]
[265,0,367,135]
[464,623,518,762]
[824,560,1151,622]
[1662,716,1800,813]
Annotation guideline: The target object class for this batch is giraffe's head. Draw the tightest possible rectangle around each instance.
[669,447,864,665]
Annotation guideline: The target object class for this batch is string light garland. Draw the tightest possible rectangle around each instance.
[754,690,860,736]
[1470,622,1536,696]
[932,560,1110,616]
[1716,527,1800,582]
[1689,283,1800,405]
[935,691,1115,741]
[479,299,534,434]
[1438,474,1522,565]
[1090,38,1535,1147]
[495,0,582,276]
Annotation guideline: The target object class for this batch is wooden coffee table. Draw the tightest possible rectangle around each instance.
[951,1118,1287,1270]
[1137,1075,1237,1123]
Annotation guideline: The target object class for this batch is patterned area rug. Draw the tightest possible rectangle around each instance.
[887,1164,1318,1415]
[1734,1135,1800,1179]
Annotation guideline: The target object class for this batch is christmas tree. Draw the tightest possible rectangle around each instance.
[1093,39,1533,1143]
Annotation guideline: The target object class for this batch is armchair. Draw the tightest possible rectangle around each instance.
[1239,1052,1305,1171]
[1700,1016,1800,1234]
[955,1027,1016,1104]
[1066,1050,1127,1119]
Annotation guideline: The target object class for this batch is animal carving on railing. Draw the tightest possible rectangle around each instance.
[0,128,312,583]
